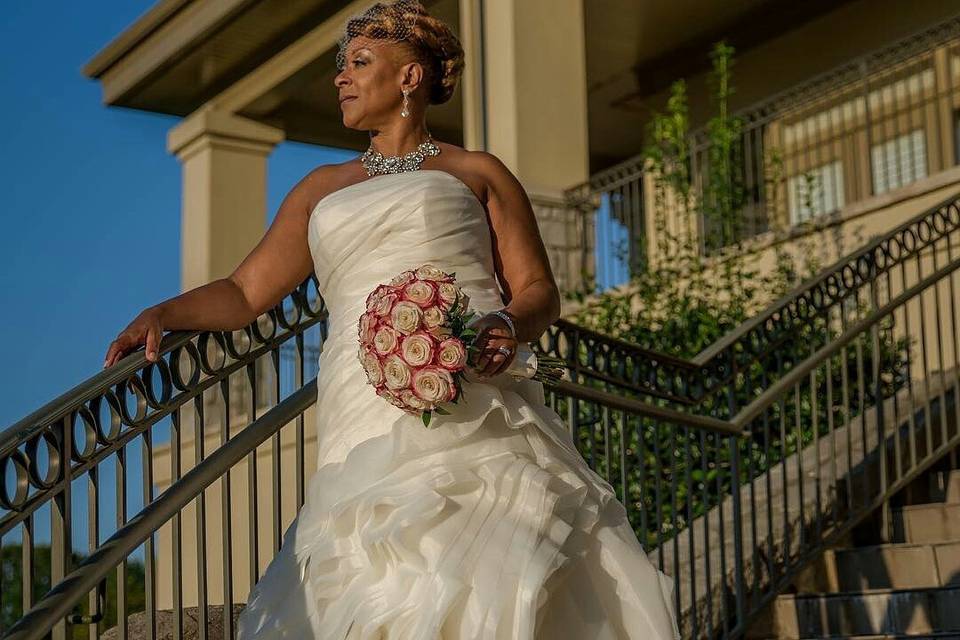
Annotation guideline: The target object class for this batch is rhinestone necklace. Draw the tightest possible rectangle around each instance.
[360,134,441,176]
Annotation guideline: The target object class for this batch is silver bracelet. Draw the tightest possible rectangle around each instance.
[492,309,516,338]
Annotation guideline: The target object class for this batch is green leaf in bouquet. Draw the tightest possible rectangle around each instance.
[434,406,450,415]
[422,411,432,428]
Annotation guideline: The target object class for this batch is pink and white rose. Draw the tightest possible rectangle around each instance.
[358,311,378,344]
[360,347,385,385]
[376,385,407,409]
[373,325,399,355]
[390,300,423,334]
[400,331,435,368]
[365,283,393,311]
[399,389,432,412]
[412,366,455,403]
[383,353,413,390]
[415,264,448,281]
[374,291,399,317]
[436,282,460,309]
[422,305,445,331]
[389,270,415,286]
[437,338,467,371]
[403,280,436,307]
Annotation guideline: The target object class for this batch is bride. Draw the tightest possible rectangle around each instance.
[103,1,682,638]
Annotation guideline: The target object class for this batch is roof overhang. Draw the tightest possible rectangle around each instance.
[83,0,463,150]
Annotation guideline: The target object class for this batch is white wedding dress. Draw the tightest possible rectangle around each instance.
[235,169,681,640]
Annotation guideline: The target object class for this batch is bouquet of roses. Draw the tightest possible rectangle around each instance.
[356,263,567,428]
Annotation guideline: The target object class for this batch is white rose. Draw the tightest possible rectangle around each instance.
[400,332,435,367]
[373,325,399,355]
[437,339,467,371]
[391,300,423,334]
[383,354,413,390]
[412,367,454,403]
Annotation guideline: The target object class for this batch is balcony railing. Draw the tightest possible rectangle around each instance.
[569,14,960,287]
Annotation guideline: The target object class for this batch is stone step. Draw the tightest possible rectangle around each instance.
[791,540,960,592]
[759,633,960,639]
[929,469,960,504]
[746,585,960,639]
[100,604,246,640]
[894,503,960,544]
[850,635,960,639]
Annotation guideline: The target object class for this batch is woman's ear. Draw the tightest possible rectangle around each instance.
[400,60,423,94]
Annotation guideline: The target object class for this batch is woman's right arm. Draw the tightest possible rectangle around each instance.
[103,166,330,368]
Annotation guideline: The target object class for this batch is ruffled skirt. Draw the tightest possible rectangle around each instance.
[236,349,680,640]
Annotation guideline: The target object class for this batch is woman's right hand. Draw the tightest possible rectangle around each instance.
[103,306,166,368]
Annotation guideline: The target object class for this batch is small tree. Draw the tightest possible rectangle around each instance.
[565,40,810,357]
[556,39,912,551]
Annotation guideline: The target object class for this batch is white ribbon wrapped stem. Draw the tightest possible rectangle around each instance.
[504,342,538,379]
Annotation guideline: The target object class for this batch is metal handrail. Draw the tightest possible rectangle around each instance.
[557,189,960,406]
[12,246,957,638]
[0,329,202,457]
[692,188,960,366]
[2,381,318,640]
[728,253,960,429]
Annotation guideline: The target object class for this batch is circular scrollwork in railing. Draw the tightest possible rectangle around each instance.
[719,196,960,395]
[0,274,327,516]
[25,429,61,491]
[0,449,31,511]
[170,342,203,391]
[117,372,151,427]
[142,357,174,410]
[72,404,100,463]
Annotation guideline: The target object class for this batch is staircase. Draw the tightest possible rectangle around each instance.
[747,467,960,639]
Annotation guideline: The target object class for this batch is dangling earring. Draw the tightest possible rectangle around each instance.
[401,88,410,118]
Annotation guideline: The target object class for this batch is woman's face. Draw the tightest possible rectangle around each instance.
[334,37,419,130]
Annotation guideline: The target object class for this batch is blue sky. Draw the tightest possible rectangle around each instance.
[0,3,355,430]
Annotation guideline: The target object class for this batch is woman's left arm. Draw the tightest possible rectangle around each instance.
[469,152,562,376]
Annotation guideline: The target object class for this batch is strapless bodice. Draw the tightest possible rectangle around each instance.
[307,169,506,350]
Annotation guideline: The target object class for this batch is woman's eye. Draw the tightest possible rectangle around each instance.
[353,59,365,67]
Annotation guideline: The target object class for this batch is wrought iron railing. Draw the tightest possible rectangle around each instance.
[2,190,960,639]
[0,278,327,640]
[569,14,960,283]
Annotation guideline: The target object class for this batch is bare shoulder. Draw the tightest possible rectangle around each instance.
[298,160,363,213]
[464,151,528,218]
[429,145,517,208]
[468,150,516,186]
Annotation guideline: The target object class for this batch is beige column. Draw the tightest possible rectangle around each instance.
[479,0,593,305]
[459,0,486,152]
[167,107,285,292]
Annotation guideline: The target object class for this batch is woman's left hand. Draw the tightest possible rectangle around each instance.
[468,313,519,378]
